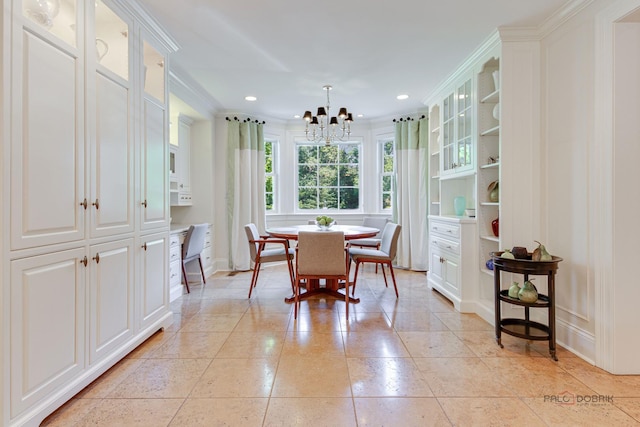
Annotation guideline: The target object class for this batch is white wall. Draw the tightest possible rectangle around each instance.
[542,0,640,371]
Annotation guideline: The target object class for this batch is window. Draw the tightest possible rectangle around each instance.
[296,142,360,210]
[380,139,395,210]
[265,139,276,211]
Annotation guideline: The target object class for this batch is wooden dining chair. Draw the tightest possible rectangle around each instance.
[181,223,208,293]
[294,231,350,319]
[349,223,402,298]
[244,223,295,298]
[348,217,389,273]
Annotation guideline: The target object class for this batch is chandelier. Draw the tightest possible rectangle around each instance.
[302,85,353,145]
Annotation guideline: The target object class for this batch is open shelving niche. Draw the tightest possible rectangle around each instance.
[476,56,501,312]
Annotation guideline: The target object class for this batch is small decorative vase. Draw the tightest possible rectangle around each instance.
[453,196,466,216]
[488,180,499,203]
[518,280,538,303]
[486,259,494,271]
[491,218,499,237]
[508,282,521,299]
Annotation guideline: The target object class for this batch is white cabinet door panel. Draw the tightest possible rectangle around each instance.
[11,31,84,250]
[89,239,134,364]
[91,73,134,237]
[140,99,168,230]
[10,248,86,417]
[140,233,168,328]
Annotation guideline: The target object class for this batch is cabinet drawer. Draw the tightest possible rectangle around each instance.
[201,247,213,268]
[204,226,212,248]
[169,260,182,286]
[169,234,181,250]
[169,244,181,264]
[431,236,460,255]
[430,221,460,239]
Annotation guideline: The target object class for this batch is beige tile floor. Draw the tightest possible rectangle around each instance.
[42,264,640,426]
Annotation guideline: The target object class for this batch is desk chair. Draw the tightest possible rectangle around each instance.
[245,223,295,298]
[349,223,402,298]
[181,223,208,293]
[295,231,350,320]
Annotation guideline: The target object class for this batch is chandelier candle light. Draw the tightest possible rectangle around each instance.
[303,85,353,145]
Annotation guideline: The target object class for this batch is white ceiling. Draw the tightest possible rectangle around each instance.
[138,0,570,121]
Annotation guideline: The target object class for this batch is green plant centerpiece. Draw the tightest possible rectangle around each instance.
[315,215,334,230]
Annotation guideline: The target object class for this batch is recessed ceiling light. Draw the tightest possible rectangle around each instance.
[357,114,364,118]
[293,114,300,119]
[245,96,257,101]
[397,94,409,100]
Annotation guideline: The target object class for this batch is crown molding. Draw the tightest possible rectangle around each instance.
[111,0,180,52]
[538,0,596,37]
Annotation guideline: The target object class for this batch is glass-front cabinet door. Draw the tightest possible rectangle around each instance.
[23,0,78,47]
[456,79,473,172]
[441,92,455,174]
[95,0,129,80]
[440,78,474,176]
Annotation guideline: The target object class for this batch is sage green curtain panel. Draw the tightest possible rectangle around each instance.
[227,119,266,271]
[393,117,429,270]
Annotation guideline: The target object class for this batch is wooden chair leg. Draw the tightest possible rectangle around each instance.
[248,263,261,298]
[286,256,296,294]
[345,278,349,320]
[381,263,388,287]
[294,276,301,319]
[388,262,399,298]
[181,261,190,293]
[351,261,361,296]
[198,257,206,284]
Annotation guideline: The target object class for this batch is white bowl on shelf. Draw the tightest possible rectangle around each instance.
[465,209,476,217]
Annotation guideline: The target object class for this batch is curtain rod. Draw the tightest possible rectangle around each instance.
[225,116,266,124]
[392,114,426,123]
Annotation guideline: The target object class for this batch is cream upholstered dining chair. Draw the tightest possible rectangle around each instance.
[181,223,208,293]
[294,231,350,319]
[349,223,402,298]
[348,217,389,272]
[244,223,295,298]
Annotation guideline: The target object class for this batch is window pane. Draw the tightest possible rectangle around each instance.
[266,194,273,210]
[296,142,360,211]
[298,146,317,164]
[298,165,317,186]
[320,188,338,209]
[384,141,394,157]
[339,188,359,209]
[298,188,318,209]
[265,142,273,173]
[382,175,391,192]
[340,165,359,186]
[265,176,273,192]
[382,193,391,210]
[319,145,338,163]
[341,145,359,164]
[319,165,338,186]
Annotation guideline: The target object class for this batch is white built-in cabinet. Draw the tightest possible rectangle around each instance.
[427,73,478,311]
[170,114,193,206]
[426,31,540,325]
[428,216,478,311]
[1,1,177,425]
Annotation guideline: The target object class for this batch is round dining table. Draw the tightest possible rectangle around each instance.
[266,224,380,304]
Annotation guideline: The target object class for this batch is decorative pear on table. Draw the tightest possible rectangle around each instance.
[532,240,552,261]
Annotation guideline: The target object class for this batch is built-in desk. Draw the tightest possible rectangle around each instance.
[169,223,213,301]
